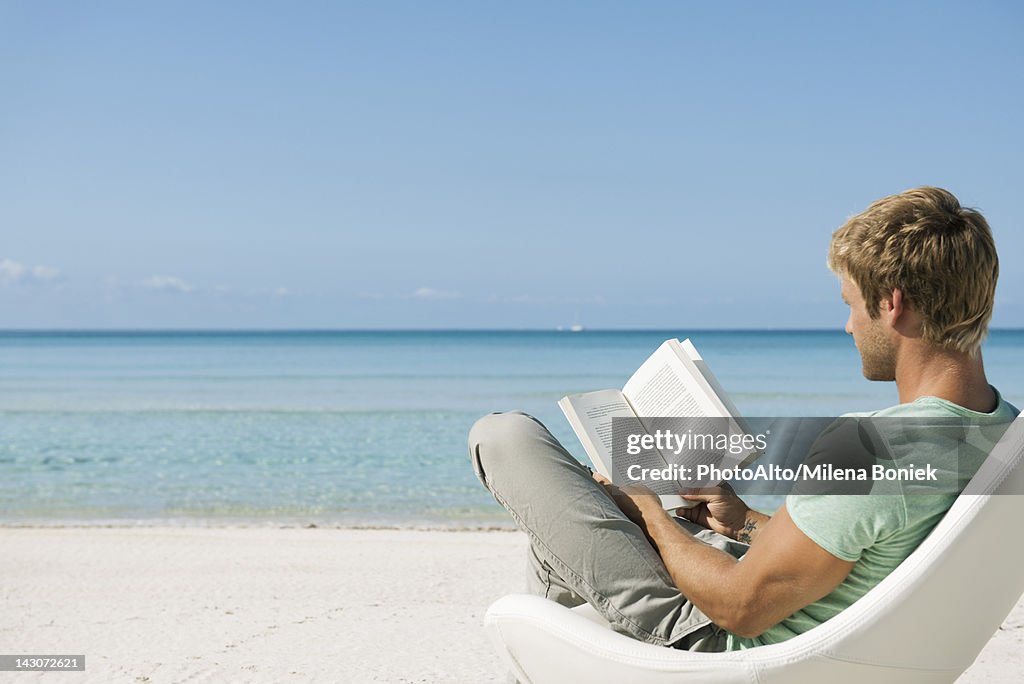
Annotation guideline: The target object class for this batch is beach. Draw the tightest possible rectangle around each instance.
[0,526,523,683]
[1,526,1021,683]
[3,332,1023,682]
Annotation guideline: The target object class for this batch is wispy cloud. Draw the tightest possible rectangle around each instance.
[142,275,195,293]
[115,275,292,300]
[484,293,605,306]
[358,286,464,301]
[0,259,62,286]
[411,287,462,300]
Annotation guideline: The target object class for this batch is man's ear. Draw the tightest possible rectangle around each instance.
[884,288,905,324]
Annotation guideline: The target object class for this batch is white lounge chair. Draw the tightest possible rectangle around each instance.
[485,415,1024,684]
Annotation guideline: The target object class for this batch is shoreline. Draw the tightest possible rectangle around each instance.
[0,518,517,531]
[1,526,1020,683]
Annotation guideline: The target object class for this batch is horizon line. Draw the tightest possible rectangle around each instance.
[2,327,1023,334]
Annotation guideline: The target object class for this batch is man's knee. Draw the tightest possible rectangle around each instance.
[467,411,545,484]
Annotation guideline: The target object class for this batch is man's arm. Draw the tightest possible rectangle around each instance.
[595,475,856,639]
[648,504,854,637]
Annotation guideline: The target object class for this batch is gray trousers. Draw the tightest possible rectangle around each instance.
[469,411,747,650]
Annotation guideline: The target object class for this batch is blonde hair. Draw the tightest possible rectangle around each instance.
[828,187,998,355]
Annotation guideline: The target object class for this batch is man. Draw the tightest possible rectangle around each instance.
[468,187,1019,651]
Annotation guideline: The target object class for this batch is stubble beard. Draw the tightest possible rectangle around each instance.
[857,324,897,382]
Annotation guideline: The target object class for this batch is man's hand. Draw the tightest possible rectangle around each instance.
[592,472,667,532]
[676,484,769,544]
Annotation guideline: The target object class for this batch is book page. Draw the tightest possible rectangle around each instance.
[622,340,726,419]
[674,339,741,420]
[559,390,687,507]
[674,338,759,467]
[558,390,636,478]
[622,339,753,471]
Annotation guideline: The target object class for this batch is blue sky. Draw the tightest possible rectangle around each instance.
[2,1,1022,329]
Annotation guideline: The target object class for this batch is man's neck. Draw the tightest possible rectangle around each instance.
[893,344,996,413]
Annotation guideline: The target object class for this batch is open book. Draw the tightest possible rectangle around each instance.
[559,339,758,510]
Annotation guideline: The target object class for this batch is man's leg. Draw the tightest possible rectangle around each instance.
[525,539,587,608]
[468,410,719,647]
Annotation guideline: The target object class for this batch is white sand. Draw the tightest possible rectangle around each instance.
[0,527,1020,683]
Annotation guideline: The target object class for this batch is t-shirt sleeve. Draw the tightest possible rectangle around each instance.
[785,415,905,562]
[786,493,902,562]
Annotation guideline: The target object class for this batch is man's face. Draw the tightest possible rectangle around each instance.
[841,276,896,381]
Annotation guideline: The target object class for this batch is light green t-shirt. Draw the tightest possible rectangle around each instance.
[727,389,1019,650]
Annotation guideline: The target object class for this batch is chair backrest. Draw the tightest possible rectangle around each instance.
[772,414,1024,673]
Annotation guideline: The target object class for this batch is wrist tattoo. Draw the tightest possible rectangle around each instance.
[736,516,758,544]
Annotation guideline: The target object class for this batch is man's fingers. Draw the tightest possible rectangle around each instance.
[681,486,730,501]
[674,505,705,526]
[592,472,621,497]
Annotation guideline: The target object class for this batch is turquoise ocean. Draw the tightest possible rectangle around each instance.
[2,330,1022,527]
